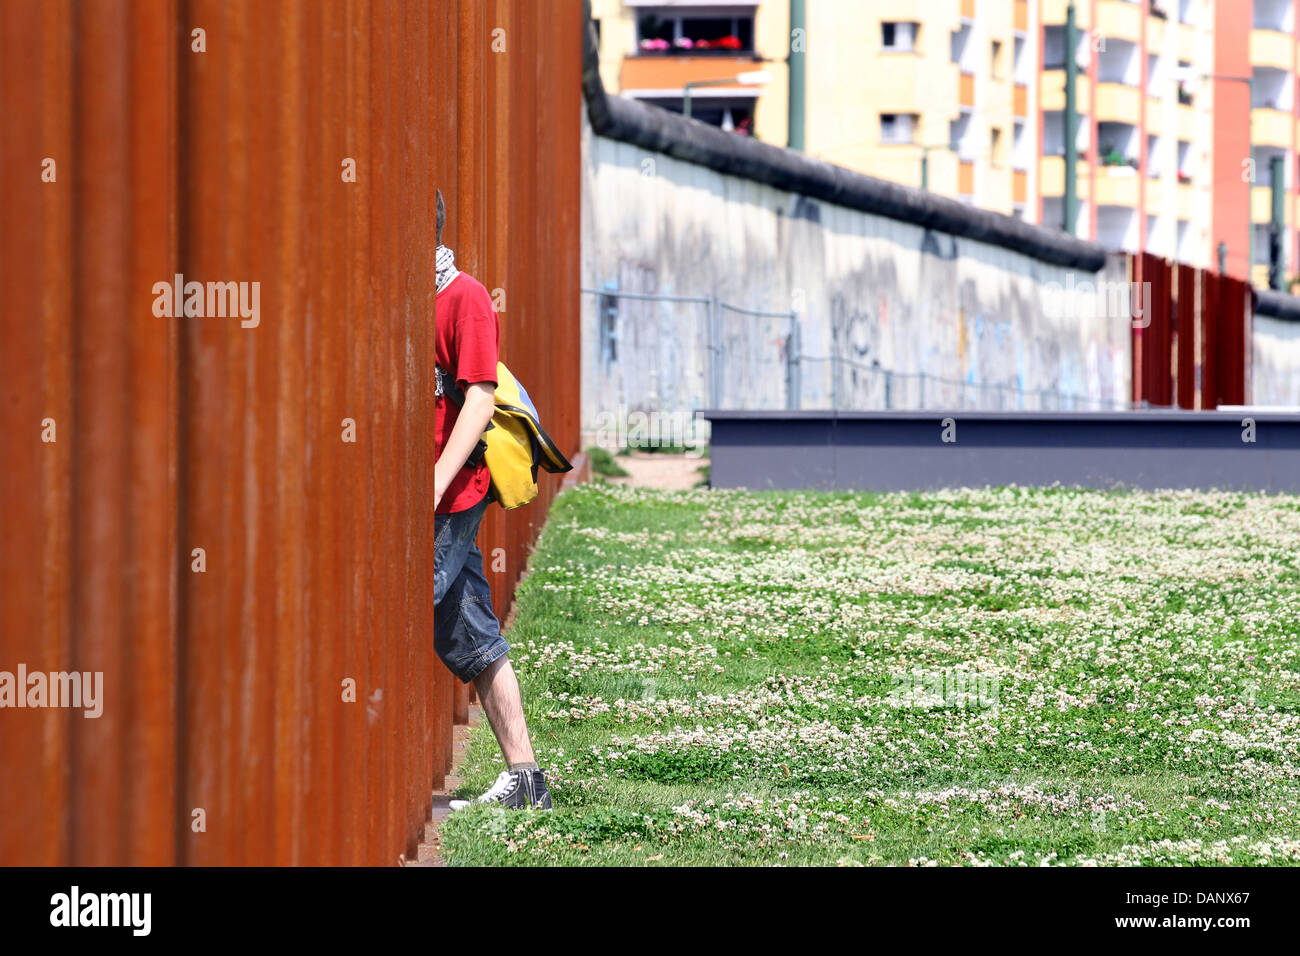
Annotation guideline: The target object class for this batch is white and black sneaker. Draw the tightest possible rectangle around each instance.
[449,769,552,811]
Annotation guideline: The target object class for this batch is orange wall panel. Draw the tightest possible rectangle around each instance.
[0,0,581,867]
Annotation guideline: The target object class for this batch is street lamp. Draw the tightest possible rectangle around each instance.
[683,70,771,120]
[1171,66,1253,279]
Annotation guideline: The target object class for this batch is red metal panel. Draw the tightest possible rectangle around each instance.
[0,0,74,868]
[1202,272,1220,410]
[1132,254,1254,411]
[1,0,579,866]
[1176,263,1196,409]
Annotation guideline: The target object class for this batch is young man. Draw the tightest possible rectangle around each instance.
[434,189,551,810]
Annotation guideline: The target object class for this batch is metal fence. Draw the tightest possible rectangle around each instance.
[584,287,1131,418]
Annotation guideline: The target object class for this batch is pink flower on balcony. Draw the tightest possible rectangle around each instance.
[674,37,694,49]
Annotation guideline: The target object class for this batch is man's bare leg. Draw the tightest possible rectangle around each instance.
[472,656,535,766]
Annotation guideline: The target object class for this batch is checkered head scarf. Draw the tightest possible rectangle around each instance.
[435,244,459,295]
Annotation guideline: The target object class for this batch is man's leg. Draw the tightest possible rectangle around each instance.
[473,655,535,767]
[439,525,551,810]
[436,498,549,809]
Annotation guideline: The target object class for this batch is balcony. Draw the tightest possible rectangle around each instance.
[1147,15,1167,50]
[1039,155,1092,197]
[1250,29,1294,70]
[1095,166,1140,206]
[1253,0,1294,34]
[1097,37,1141,86]
[1040,71,1091,111]
[1252,107,1292,148]
[1097,0,1143,42]
[1014,84,1028,117]
[1095,82,1141,121]
[1096,203,1139,252]
[1253,185,1277,224]
[620,55,765,95]
[1014,0,1028,33]
[1042,0,1090,26]
[1098,120,1140,168]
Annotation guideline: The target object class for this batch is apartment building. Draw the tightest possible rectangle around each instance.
[589,1,792,140]
[1038,0,1216,268]
[590,0,1299,287]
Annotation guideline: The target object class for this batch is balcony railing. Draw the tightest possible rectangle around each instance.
[637,37,752,56]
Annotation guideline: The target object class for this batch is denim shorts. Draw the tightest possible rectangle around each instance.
[434,496,511,683]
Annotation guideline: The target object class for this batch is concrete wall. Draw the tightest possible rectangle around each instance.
[1254,314,1300,406]
[580,107,1133,436]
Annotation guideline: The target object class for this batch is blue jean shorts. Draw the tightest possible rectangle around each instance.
[434,496,510,683]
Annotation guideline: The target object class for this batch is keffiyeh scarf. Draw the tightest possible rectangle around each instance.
[435,244,460,295]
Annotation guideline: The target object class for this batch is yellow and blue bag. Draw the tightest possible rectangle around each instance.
[437,362,572,509]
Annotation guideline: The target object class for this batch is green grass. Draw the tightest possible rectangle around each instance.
[584,445,629,478]
[442,483,1300,866]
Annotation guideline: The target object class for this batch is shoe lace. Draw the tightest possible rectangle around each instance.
[478,770,518,803]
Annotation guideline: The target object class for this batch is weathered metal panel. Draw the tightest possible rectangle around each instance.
[1130,256,1253,410]
[0,0,580,866]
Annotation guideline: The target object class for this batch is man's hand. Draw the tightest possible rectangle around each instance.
[435,381,496,511]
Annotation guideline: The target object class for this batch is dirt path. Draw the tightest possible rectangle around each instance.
[607,452,707,491]
[408,704,482,866]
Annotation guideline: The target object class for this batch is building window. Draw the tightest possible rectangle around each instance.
[991,126,1004,164]
[882,21,919,52]
[1147,133,1162,178]
[880,112,918,144]
[991,39,1004,78]
[951,112,973,158]
[636,7,756,54]
[1147,53,1162,95]
[951,23,974,72]
[1012,120,1029,170]
[1013,35,1030,84]
[1177,61,1194,105]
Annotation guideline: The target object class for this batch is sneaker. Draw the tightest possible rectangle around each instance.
[449,769,552,811]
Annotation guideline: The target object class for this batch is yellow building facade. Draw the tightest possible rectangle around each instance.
[591,1,1296,285]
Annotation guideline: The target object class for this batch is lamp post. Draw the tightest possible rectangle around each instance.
[683,70,771,120]
[1172,67,1253,281]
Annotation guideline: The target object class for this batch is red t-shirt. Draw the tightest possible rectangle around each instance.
[435,272,499,514]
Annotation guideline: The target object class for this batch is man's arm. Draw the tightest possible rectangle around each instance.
[435,381,494,511]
